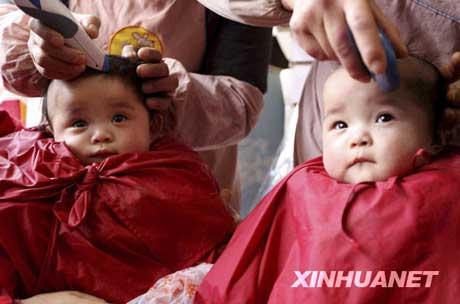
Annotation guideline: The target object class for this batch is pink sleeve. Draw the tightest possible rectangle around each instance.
[0,4,49,97]
[196,0,291,26]
[167,58,264,150]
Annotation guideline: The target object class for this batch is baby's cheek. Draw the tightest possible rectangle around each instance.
[62,136,86,158]
[323,150,344,180]
[375,150,412,180]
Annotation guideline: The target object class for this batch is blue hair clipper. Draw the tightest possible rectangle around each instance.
[348,26,400,92]
[13,0,121,72]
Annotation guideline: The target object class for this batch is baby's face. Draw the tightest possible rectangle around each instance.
[322,69,433,184]
[47,75,151,165]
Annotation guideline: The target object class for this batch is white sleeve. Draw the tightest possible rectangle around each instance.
[195,0,291,27]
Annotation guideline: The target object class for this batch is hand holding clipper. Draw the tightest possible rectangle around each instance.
[14,0,118,72]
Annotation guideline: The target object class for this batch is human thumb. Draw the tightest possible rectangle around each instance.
[76,13,101,39]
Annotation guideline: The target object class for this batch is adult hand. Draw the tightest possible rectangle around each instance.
[132,47,179,111]
[20,291,107,304]
[27,13,100,80]
[283,0,408,81]
[440,52,460,132]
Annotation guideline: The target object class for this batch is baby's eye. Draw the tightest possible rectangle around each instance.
[376,113,394,123]
[71,120,87,128]
[333,121,348,130]
[112,114,128,123]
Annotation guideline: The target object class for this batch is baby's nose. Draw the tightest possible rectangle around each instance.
[350,131,373,148]
[91,128,113,143]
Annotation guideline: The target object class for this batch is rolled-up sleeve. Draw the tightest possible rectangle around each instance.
[196,0,291,26]
[0,4,49,97]
[166,58,264,150]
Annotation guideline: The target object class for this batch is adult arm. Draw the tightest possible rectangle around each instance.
[195,0,291,26]
[0,5,271,149]
[0,4,46,96]
[0,4,98,96]
[166,11,273,149]
[199,0,408,82]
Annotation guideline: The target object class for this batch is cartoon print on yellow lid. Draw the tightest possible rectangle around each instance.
[109,26,164,55]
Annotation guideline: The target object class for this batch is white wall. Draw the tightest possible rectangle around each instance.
[0,85,42,127]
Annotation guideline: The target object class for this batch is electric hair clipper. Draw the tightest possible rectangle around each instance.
[13,0,124,72]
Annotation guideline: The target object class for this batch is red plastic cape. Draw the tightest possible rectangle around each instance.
[196,148,460,304]
[0,112,234,303]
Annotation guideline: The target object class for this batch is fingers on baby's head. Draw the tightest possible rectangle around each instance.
[325,56,443,101]
[325,56,445,130]
[43,59,145,118]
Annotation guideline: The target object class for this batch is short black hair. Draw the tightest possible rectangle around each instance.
[397,56,447,143]
[41,56,144,127]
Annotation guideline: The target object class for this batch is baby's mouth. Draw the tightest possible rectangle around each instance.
[349,157,374,167]
[91,150,117,159]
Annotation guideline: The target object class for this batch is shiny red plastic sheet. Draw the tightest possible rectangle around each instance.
[196,149,460,304]
[0,111,234,303]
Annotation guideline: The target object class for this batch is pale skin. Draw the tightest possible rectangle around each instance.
[322,62,435,184]
[281,0,408,81]
[18,74,154,303]
[281,0,460,136]
[21,291,107,304]
[27,3,460,120]
[21,11,172,304]
[46,74,152,166]
[27,16,178,110]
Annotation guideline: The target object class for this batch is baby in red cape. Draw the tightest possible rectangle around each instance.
[178,56,459,304]
[0,59,235,304]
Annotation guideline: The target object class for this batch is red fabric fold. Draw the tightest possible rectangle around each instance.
[0,125,234,303]
[0,110,22,137]
[196,149,460,304]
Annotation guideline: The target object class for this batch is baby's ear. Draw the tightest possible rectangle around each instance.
[438,107,460,145]
[149,113,164,143]
[149,105,177,140]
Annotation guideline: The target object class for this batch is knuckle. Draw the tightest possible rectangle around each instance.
[33,51,48,67]
[334,32,353,59]
[290,19,306,35]
[306,48,324,60]
[348,14,373,32]
[362,48,383,66]
[347,67,369,81]
[335,43,353,60]
[301,40,325,60]
[30,33,48,49]
[41,70,54,80]
[161,64,170,75]
[28,18,41,33]
[142,81,154,93]
[321,0,334,10]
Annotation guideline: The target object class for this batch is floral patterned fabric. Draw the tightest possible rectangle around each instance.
[129,264,212,304]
